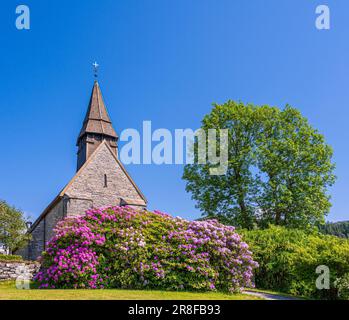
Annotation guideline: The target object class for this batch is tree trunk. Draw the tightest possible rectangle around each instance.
[238,197,251,229]
[275,210,281,225]
[234,167,251,229]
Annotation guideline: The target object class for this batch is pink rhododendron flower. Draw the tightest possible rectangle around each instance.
[35,206,257,291]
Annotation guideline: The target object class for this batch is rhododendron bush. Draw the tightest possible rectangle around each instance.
[35,207,258,291]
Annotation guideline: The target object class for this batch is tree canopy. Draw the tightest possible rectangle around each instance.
[183,101,336,230]
[0,200,31,254]
[320,221,349,238]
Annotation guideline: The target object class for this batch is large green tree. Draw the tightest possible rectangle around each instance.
[183,102,259,229]
[183,101,335,229]
[255,106,336,229]
[0,200,31,254]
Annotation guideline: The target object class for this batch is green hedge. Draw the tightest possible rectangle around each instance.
[241,226,349,299]
[0,254,23,262]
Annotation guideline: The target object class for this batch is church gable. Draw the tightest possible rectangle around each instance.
[62,141,146,216]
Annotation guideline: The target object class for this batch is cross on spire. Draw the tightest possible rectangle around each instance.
[92,61,99,79]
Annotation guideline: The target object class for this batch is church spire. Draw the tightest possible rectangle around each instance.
[78,81,117,140]
[76,80,118,171]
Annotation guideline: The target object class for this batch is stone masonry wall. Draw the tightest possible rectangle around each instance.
[0,260,40,281]
[15,199,65,261]
[45,198,65,243]
[65,142,145,216]
[66,198,93,217]
[27,219,45,261]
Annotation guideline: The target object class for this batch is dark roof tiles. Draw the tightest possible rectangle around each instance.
[78,81,117,142]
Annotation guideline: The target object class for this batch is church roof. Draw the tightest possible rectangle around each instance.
[77,81,118,142]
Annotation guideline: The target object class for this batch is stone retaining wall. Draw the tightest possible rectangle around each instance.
[0,261,40,281]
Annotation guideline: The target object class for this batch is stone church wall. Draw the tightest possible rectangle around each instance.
[15,199,65,261]
[27,219,45,261]
[45,198,65,242]
[65,143,145,215]
[16,144,146,261]
[66,197,94,216]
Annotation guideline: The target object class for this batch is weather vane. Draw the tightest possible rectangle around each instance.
[92,61,99,79]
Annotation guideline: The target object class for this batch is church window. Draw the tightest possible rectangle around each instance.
[104,174,108,187]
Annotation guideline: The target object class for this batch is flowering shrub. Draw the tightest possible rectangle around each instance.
[35,207,258,291]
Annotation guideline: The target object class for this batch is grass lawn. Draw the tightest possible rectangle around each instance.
[0,281,262,300]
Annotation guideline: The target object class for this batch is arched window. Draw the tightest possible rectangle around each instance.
[104,174,108,188]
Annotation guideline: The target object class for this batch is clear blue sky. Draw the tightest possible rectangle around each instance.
[0,0,348,222]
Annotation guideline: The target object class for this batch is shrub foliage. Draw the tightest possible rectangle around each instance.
[242,226,349,299]
[0,254,23,262]
[35,207,258,291]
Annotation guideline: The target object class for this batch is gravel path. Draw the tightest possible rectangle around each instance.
[242,290,301,300]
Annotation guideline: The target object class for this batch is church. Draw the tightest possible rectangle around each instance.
[17,79,147,260]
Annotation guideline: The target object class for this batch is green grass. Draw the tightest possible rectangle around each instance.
[0,281,262,300]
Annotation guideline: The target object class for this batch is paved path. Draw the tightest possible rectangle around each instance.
[242,290,301,300]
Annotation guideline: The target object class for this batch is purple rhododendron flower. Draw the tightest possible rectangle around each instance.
[35,206,258,292]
